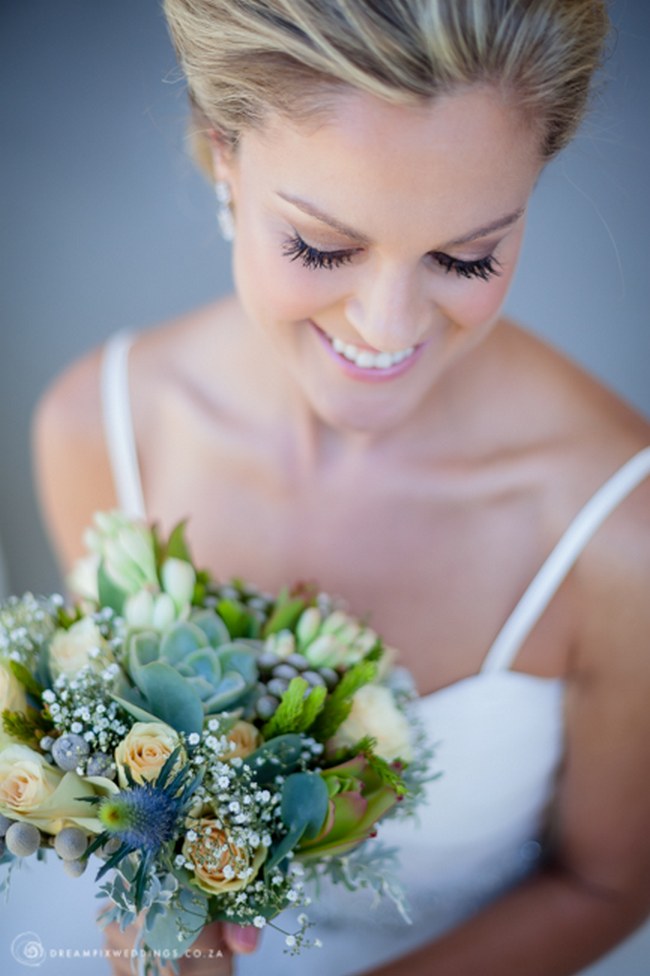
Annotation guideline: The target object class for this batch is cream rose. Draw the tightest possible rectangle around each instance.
[48,618,110,680]
[183,819,266,895]
[0,745,114,834]
[0,744,61,816]
[218,721,262,761]
[330,684,413,762]
[114,721,183,786]
[0,658,28,715]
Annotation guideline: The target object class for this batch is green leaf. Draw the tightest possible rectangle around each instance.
[262,677,309,738]
[216,599,253,639]
[166,520,192,564]
[262,597,307,638]
[97,561,127,614]
[9,660,44,698]
[298,684,327,731]
[265,772,329,872]
[311,660,378,741]
[2,707,50,747]
[133,662,205,734]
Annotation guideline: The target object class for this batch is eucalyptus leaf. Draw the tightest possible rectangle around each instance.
[242,733,305,784]
[145,886,208,955]
[265,772,329,872]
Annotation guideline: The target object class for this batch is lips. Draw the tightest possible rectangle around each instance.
[310,321,428,383]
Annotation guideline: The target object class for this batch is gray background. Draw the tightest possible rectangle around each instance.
[0,0,649,594]
[0,1,649,973]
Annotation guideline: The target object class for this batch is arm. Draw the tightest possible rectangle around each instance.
[370,474,650,976]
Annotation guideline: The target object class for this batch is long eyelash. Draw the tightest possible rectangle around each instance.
[282,234,355,271]
[434,252,502,282]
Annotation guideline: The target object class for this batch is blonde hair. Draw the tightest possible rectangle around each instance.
[163,0,609,173]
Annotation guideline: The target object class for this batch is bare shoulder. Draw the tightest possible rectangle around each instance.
[32,298,232,574]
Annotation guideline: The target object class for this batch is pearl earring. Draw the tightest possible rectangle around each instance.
[215,180,235,242]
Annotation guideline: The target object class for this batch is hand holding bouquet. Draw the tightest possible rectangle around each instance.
[0,513,429,972]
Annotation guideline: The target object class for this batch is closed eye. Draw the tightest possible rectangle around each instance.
[282,232,501,281]
[282,234,358,270]
[431,252,502,282]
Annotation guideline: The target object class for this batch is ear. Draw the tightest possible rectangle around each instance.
[208,131,237,183]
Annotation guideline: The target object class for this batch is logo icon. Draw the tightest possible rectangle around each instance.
[10,932,45,967]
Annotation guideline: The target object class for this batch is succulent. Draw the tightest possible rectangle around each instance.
[295,754,401,861]
[114,609,261,735]
[264,607,382,673]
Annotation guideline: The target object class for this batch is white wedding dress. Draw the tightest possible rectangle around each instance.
[2,332,648,976]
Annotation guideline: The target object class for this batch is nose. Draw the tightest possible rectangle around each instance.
[344,261,430,353]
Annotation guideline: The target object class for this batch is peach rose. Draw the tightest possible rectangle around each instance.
[114,721,183,787]
[218,721,262,761]
[183,818,266,895]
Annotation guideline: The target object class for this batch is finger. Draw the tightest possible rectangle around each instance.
[223,922,261,954]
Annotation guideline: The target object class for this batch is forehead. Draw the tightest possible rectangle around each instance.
[237,87,542,241]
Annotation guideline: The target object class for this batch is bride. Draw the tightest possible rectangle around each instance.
[33,2,650,974]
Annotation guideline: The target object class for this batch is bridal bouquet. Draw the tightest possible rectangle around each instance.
[0,513,428,971]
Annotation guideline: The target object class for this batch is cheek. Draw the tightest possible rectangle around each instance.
[232,207,342,327]
[439,271,513,331]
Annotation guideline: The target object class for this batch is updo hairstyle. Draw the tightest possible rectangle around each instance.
[163,0,609,173]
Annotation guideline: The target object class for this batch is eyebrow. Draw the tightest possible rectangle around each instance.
[276,191,524,250]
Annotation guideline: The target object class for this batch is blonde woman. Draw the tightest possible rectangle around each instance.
[34,2,650,975]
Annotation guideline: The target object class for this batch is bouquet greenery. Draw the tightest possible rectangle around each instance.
[0,513,429,972]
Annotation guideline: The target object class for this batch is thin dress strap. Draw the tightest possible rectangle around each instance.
[101,331,147,520]
[481,446,650,674]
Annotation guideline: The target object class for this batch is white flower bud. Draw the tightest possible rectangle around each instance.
[319,610,352,637]
[303,634,342,667]
[124,590,155,629]
[152,593,177,631]
[295,607,322,647]
[161,558,196,608]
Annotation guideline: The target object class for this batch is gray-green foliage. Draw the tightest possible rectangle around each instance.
[114,609,260,734]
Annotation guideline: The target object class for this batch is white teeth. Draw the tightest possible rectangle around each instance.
[329,335,415,370]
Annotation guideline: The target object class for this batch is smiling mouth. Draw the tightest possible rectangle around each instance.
[316,327,417,371]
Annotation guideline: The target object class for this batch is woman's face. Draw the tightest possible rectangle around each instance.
[217,87,543,434]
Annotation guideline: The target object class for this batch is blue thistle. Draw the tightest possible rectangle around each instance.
[80,747,202,910]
